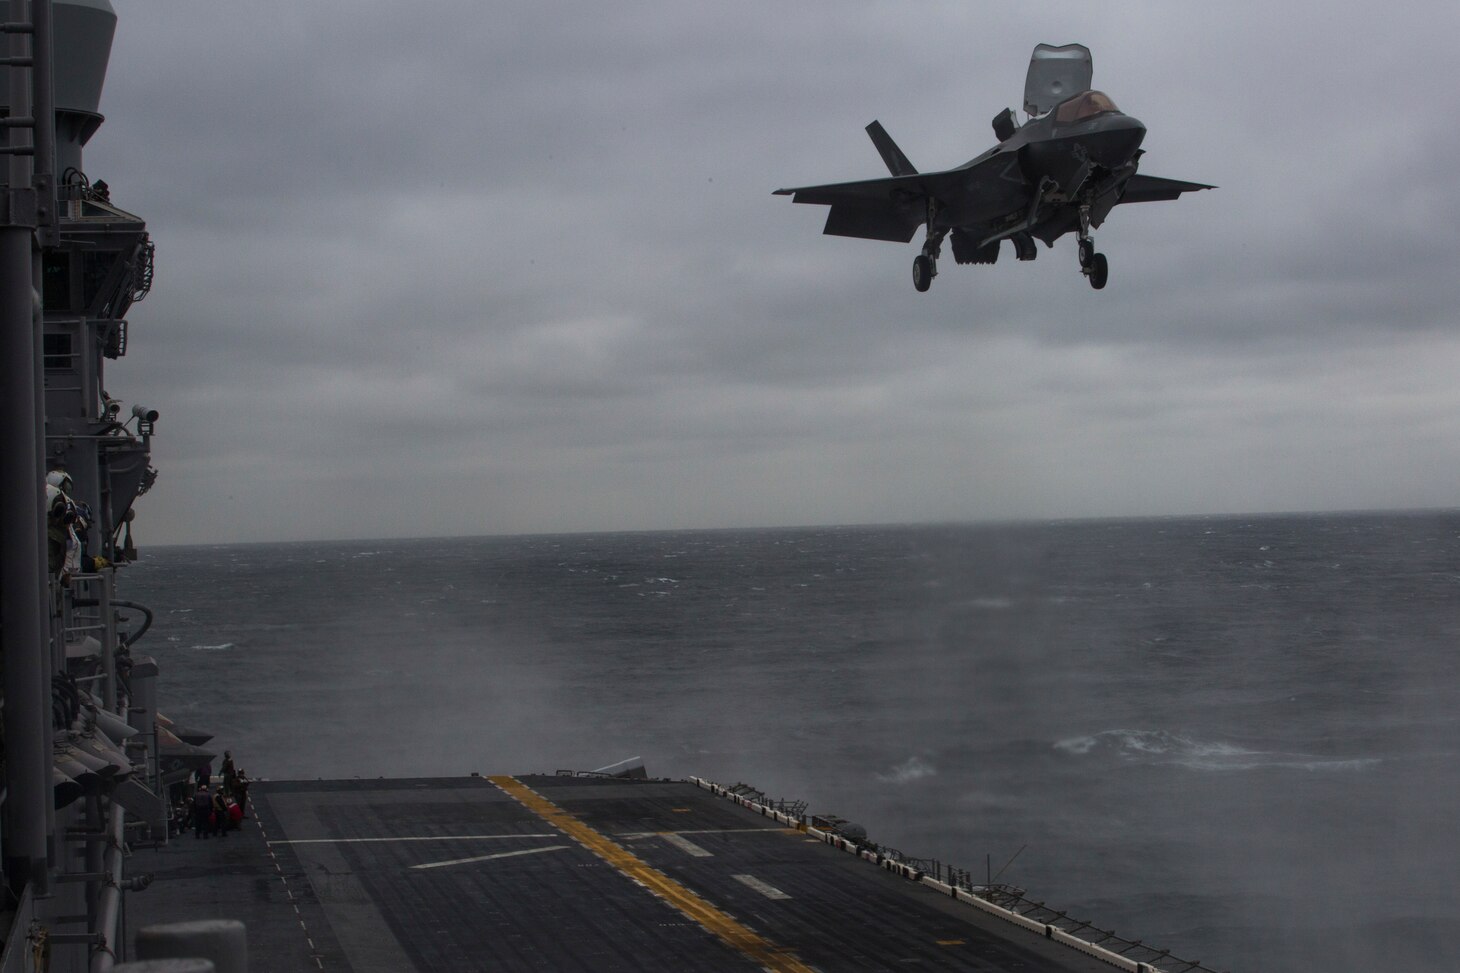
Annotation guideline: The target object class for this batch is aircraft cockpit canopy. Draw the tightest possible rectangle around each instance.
[1053,90,1119,124]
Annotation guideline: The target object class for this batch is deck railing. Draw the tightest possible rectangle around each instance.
[695,776,1231,973]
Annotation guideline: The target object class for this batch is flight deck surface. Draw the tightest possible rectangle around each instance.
[129,775,1122,971]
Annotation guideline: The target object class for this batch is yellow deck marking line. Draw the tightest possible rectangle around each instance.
[490,776,814,973]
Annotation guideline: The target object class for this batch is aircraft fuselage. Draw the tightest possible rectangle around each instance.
[937,102,1147,237]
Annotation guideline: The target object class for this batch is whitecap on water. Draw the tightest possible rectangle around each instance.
[1056,729,1254,760]
[875,755,937,784]
[953,596,1012,610]
[1054,729,1377,772]
[1054,734,1100,755]
[186,642,234,651]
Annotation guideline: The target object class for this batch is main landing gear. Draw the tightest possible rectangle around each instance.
[913,202,947,293]
[913,254,935,292]
[913,231,947,293]
[1077,204,1108,290]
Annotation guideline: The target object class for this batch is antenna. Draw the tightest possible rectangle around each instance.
[990,843,1027,884]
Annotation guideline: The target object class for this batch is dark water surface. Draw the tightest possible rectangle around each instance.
[122,513,1460,972]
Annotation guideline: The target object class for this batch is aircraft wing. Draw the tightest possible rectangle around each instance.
[774,160,1006,244]
[774,173,928,242]
[1118,174,1215,204]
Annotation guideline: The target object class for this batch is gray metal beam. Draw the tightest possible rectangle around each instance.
[0,220,49,897]
[1,0,52,898]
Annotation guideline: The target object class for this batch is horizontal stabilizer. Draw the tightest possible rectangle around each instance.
[865,121,918,176]
[1119,174,1215,203]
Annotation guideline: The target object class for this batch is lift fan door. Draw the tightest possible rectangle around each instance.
[1024,43,1093,116]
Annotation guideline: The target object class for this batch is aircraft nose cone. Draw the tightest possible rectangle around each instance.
[1088,114,1146,167]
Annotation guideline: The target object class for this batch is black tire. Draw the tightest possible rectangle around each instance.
[1078,239,1094,268]
[913,255,933,292]
[1089,252,1108,290]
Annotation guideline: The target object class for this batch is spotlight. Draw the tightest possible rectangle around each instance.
[130,404,158,436]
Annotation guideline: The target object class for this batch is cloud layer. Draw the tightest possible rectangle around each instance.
[84,0,1460,543]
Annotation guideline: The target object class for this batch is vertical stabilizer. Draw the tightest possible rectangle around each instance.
[865,121,918,176]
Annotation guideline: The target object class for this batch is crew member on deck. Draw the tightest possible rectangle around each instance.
[211,787,228,838]
[192,785,212,839]
[232,768,251,817]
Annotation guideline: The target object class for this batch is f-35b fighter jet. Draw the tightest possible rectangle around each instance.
[775,44,1213,292]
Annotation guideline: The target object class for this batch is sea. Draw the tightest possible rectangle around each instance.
[120,511,1460,973]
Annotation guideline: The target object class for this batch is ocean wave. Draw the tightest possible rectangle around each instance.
[1233,757,1383,772]
[186,642,235,651]
[875,755,937,784]
[1054,729,1378,772]
[946,590,1016,607]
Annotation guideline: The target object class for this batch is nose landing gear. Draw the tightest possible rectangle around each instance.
[1079,239,1108,290]
[1076,205,1108,290]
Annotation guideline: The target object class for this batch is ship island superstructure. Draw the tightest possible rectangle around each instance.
[1,5,1229,971]
[1,1,188,970]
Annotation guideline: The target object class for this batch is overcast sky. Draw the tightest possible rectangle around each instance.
[83,0,1460,545]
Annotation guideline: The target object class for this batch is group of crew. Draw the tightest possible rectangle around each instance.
[49,465,251,838]
[186,750,251,839]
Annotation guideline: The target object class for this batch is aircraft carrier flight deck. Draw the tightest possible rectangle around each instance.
[126,774,1153,972]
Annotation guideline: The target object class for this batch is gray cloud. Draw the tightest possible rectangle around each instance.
[83,0,1460,543]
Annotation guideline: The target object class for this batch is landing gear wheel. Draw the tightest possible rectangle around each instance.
[913,255,934,292]
[1078,239,1095,268]
[1088,252,1108,290]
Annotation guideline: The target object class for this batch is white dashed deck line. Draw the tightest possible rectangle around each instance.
[732,873,791,900]
[659,833,713,857]
[410,845,573,870]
